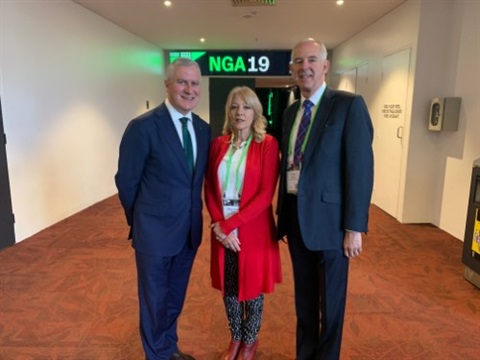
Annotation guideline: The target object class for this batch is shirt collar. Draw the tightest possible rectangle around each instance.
[165,98,192,122]
[301,82,327,107]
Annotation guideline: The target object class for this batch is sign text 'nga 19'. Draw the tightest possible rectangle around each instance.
[209,55,271,74]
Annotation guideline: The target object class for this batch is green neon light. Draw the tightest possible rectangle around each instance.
[169,51,206,63]
[268,90,273,117]
[117,51,163,75]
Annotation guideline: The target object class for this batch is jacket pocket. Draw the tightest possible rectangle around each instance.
[135,202,169,216]
[322,192,343,204]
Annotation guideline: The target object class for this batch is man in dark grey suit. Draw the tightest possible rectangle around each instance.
[115,58,211,360]
[277,39,374,359]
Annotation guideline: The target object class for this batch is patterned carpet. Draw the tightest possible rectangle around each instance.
[0,195,478,360]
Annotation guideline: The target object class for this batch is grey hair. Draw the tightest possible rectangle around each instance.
[166,58,201,81]
[291,38,328,61]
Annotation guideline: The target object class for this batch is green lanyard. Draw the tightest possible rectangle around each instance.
[288,100,319,160]
[223,134,253,198]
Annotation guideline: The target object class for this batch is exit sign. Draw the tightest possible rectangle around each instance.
[166,50,291,76]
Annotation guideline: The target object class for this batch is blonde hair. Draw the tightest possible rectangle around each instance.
[222,86,267,143]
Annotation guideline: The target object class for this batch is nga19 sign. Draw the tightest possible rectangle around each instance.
[167,50,291,76]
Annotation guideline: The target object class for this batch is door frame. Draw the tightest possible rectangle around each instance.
[0,96,15,249]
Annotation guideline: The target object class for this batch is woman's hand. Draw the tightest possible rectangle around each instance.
[210,222,241,252]
[221,232,241,252]
[210,222,226,240]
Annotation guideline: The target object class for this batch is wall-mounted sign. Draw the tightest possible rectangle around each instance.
[166,50,291,76]
[382,104,403,119]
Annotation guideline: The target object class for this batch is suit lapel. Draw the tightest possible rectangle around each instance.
[154,104,191,176]
[192,114,209,181]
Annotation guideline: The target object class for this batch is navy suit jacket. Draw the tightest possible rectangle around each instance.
[277,87,374,250]
[115,102,211,256]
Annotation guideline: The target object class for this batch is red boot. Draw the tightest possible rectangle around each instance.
[237,340,258,360]
[220,339,242,360]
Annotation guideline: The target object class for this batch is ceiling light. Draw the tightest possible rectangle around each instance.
[200,38,205,43]
[336,0,344,5]
[164,1,172,7]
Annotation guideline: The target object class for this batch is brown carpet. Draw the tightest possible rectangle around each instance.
[0,195,478,360]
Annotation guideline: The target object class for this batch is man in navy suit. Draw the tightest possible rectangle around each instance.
[115,58,211,360]
[277,39,374,359]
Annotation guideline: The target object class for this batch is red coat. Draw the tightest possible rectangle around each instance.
[205,134,282,301]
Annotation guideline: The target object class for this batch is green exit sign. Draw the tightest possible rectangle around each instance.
[166,50,291,76]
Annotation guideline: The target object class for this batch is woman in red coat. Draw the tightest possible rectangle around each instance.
[205,86,282,360]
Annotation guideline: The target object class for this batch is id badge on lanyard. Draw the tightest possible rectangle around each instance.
[287,167,300,194]
[223,199,240,236]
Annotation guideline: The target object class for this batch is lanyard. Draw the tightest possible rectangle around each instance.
[288,100,320,160]
[223,134,253,198]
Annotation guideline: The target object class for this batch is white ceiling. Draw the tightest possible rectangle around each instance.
[72,0,407,50]
[71,0,407,88]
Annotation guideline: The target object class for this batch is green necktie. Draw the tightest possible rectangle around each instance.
[180,117,194,175]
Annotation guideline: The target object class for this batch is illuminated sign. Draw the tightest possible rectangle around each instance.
[166,50,291,76]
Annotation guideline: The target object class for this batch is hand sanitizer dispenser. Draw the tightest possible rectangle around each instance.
[428,97,461,131]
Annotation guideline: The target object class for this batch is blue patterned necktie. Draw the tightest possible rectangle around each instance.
[180,117,194,176]
[294,99,313,166]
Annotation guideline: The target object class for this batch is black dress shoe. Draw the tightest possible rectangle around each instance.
[170,351,196,360]
[179,350,195,360]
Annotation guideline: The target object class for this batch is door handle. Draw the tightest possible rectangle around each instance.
[396,126,403,139]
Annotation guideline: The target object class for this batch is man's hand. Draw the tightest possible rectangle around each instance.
[343,231,362,258]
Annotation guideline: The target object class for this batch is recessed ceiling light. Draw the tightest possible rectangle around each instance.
[200,38,205,43]
[336,0,344,5]
[164,1,172,7]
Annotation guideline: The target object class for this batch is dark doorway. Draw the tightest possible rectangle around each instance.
[0,97,15,249]
[255,87,292,144]
[208,77,256,139]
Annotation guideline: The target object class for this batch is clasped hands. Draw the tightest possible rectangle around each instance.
[210,222,241,252]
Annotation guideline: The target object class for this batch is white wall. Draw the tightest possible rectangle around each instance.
[0,1,165,242]
[402,0,457,225]
[331,0,480,240]
[437,1,480,238]
[331,0,420,221]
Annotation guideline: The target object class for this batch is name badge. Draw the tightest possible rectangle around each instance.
[287,169,300,194]
[223,199,240,236]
